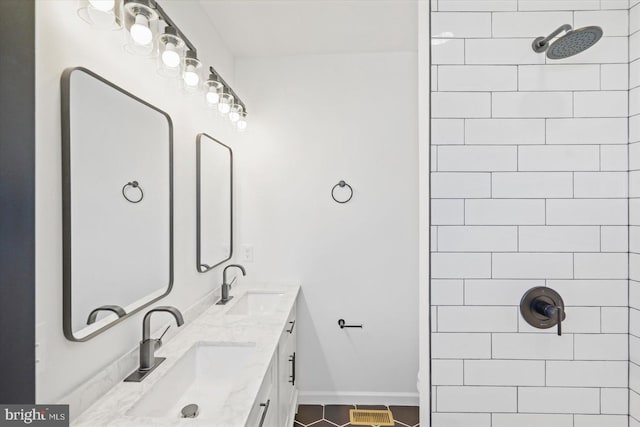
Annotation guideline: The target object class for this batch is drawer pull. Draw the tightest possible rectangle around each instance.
[258,399,270,427]
[287,320,296,334]
[289,352,296,386]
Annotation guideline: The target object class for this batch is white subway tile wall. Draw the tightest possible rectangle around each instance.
[431,1,632,425]
[631,0,640,424]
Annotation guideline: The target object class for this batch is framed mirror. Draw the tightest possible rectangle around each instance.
[61,67,173,341]
[196,133,232,273]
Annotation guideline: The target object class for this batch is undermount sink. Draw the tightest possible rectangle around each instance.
[127,342,256,420]
[226,291,284,315]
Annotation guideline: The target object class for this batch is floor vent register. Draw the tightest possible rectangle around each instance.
[349,409,395,426]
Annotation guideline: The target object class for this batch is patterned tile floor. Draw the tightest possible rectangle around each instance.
[293,404,419,427]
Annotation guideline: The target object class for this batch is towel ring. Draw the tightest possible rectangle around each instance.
[122,181,144,203]
[331,180,353,204]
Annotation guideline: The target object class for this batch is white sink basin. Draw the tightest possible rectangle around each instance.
[226,291,284,315]
[127,342,256,420]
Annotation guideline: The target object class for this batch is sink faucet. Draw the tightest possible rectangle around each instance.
[217,264,246,305]
[124,306,184,382]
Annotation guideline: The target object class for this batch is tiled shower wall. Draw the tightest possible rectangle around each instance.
[430,1,630,426]
[630,1,640,425]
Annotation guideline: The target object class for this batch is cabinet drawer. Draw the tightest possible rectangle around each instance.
[246,355,277,427]
[278,301,297,425]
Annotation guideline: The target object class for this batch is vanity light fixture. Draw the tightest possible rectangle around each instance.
[182,51,203,91]
[228,103,243,123]
[157,26,184,77]
[204,73,223,107]
[218,89,234,116]
[130,15,153,45]
[207,66,248,131]
[159,27,182,67]
[77,0,249,130]
[236,111,248,132]
[77,0,122,29]
[89,0,115,12]
[123,0,158,55]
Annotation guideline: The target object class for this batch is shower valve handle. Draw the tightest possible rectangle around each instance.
[520,287,566,336]
[532,300,564,336]
[556,306,563,336]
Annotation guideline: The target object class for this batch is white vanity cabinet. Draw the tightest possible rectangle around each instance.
[246,353,278,427]
[245,301,298,427]
[278,304,297,426]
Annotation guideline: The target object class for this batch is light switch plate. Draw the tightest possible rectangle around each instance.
[241,244,254,262]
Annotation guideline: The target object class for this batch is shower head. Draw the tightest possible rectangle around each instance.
[546,26,603,59]
[532,24,603,59]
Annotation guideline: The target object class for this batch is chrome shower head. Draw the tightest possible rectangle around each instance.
[546,26,603,59]
[532,24,603,59]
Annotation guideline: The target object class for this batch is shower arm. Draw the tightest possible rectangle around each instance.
[532,24,573,51]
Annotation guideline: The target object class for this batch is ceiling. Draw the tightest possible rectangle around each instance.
[198,0,418,57]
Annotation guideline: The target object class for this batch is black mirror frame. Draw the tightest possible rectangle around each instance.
[61,67,174,342]
[196,133,233,273]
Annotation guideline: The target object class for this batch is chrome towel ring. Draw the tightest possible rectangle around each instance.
[331,180,353,204]
[122,181,144,203]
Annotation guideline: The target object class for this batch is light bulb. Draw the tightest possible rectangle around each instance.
[161,42,180,68]
[130,14,152,45]
[237,119,247,131]
[206,91,220,105]
[218,102,231,114]
[217,93,234,115]
[184,65,200,87]
[229,105,242,122]
[88,0,114,11]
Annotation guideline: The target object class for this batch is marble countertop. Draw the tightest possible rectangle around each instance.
[71,283,300,427]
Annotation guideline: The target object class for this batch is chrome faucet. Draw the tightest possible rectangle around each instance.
[124,306,184,382]
[217,264,246,305]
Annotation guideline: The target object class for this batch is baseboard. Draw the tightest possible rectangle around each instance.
[297,391,419,406]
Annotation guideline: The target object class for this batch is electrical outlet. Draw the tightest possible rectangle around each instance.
[241,244,254,262]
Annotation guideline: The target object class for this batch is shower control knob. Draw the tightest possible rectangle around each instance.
[520,287,566,336]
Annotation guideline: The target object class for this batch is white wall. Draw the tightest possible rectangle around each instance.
[234,52,419,401]
[36,0,420,411]
[35,0,239,405]
[431,1,630,426]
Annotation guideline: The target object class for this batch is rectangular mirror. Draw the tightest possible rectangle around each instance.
[61,67,173,341]
[196,133,232,273]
